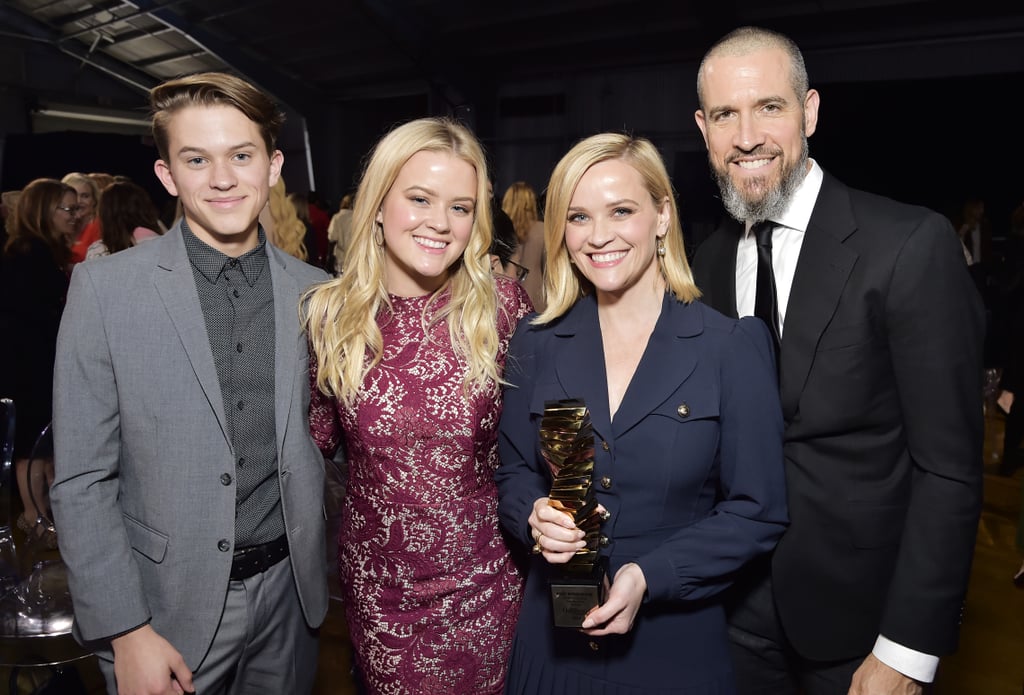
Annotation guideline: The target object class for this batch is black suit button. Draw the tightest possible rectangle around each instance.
[217,539,231,552]
[233,289,240,298]
[220,473,232,486]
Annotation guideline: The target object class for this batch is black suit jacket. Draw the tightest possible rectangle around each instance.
[691,170,984,661]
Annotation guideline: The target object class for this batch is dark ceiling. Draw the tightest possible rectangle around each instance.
[4,0,1024,115]
[3,0,1024,214]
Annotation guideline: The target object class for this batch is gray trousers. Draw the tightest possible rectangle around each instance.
[100,557,319,694]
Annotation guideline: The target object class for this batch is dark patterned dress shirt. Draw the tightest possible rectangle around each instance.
[181,221,284,547]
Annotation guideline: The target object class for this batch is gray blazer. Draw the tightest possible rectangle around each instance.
[50,223,329,667]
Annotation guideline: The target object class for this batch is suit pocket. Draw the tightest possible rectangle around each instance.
[123,513,169,563]
[650,390,720,423]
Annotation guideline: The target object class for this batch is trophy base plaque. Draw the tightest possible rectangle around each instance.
[548,557,608,628]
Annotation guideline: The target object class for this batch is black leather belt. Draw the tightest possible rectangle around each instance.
[229,535,289,581]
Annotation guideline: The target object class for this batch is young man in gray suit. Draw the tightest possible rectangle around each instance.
[51,72,329,695]
[690,26,983,695]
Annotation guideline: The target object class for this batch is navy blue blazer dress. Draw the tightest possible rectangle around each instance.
[496,292,788,694]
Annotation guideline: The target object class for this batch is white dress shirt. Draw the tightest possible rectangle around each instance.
[733,158,939,684]
[734,159,822,334]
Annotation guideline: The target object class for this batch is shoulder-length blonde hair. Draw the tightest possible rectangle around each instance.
[263,179,308,260]
[501,181,539,243]
[61,171,99,223]
[537,133,700,324]
[304,117,498,406]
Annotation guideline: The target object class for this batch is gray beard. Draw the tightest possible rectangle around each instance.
[714,136,809,224]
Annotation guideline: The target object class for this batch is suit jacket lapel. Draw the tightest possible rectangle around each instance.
[551,294,701,440]
[151,225,231,444]
[779,173,858,419]
[268,246,299,456]
[700,219,742,319]
[552,295,613,443]
[612,294,700,437]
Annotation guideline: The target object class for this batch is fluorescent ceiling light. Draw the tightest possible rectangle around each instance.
[34,108,150,127]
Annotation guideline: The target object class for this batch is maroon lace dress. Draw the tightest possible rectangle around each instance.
[310,277,532,695]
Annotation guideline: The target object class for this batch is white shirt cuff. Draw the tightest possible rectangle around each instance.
[872,635,939,683]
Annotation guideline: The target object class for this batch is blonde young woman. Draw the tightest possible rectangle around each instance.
[305,117,533,694]
[495,134,787,693]
[501,180,546,311]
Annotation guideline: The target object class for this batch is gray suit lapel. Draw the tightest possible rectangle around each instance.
[779,174,858,419]
[268,246,299,456]
[151,226,231,444]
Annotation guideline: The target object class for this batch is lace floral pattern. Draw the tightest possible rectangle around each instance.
[310,277,533,695]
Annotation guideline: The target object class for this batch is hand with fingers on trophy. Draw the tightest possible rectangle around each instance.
[534,398,608,628]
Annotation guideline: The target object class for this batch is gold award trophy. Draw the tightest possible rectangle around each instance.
[539,398,608,628]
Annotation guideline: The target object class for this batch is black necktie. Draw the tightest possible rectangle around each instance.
[752,221,782,357]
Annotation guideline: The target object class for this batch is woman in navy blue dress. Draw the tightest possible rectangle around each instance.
[496,133,788,693]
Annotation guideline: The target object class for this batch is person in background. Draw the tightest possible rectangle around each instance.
[1000,291,1024,586]
[67,172,120,264]
[996,278,1024,478]
[496,132,786,693]
[326,192,355,275]
[62,173,97,232]
[501,181,546,311]
[955,196,991,268]
[953,196,993,306]
[62,172,98,256]
[89,172,116,194]
[489,203,528,284]
[50,71,329,695]
[305,117,532,694]
[85,180,162,259]
[0,190,21,251]
[0,178,76,549]
[306,190,330,268]
[287,191,320,264]
[691,26,983,694]
[260,178,312,261]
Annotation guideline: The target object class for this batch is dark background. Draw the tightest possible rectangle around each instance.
[2,1,1022,239]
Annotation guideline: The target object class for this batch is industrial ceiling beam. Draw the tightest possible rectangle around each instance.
[0,4,157,94]
[121,0,323,114]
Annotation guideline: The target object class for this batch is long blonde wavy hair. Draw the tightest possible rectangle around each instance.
[263,179,308,260]
[501,181,539,243]
[537,133,700,324]
[303,117,499,406]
